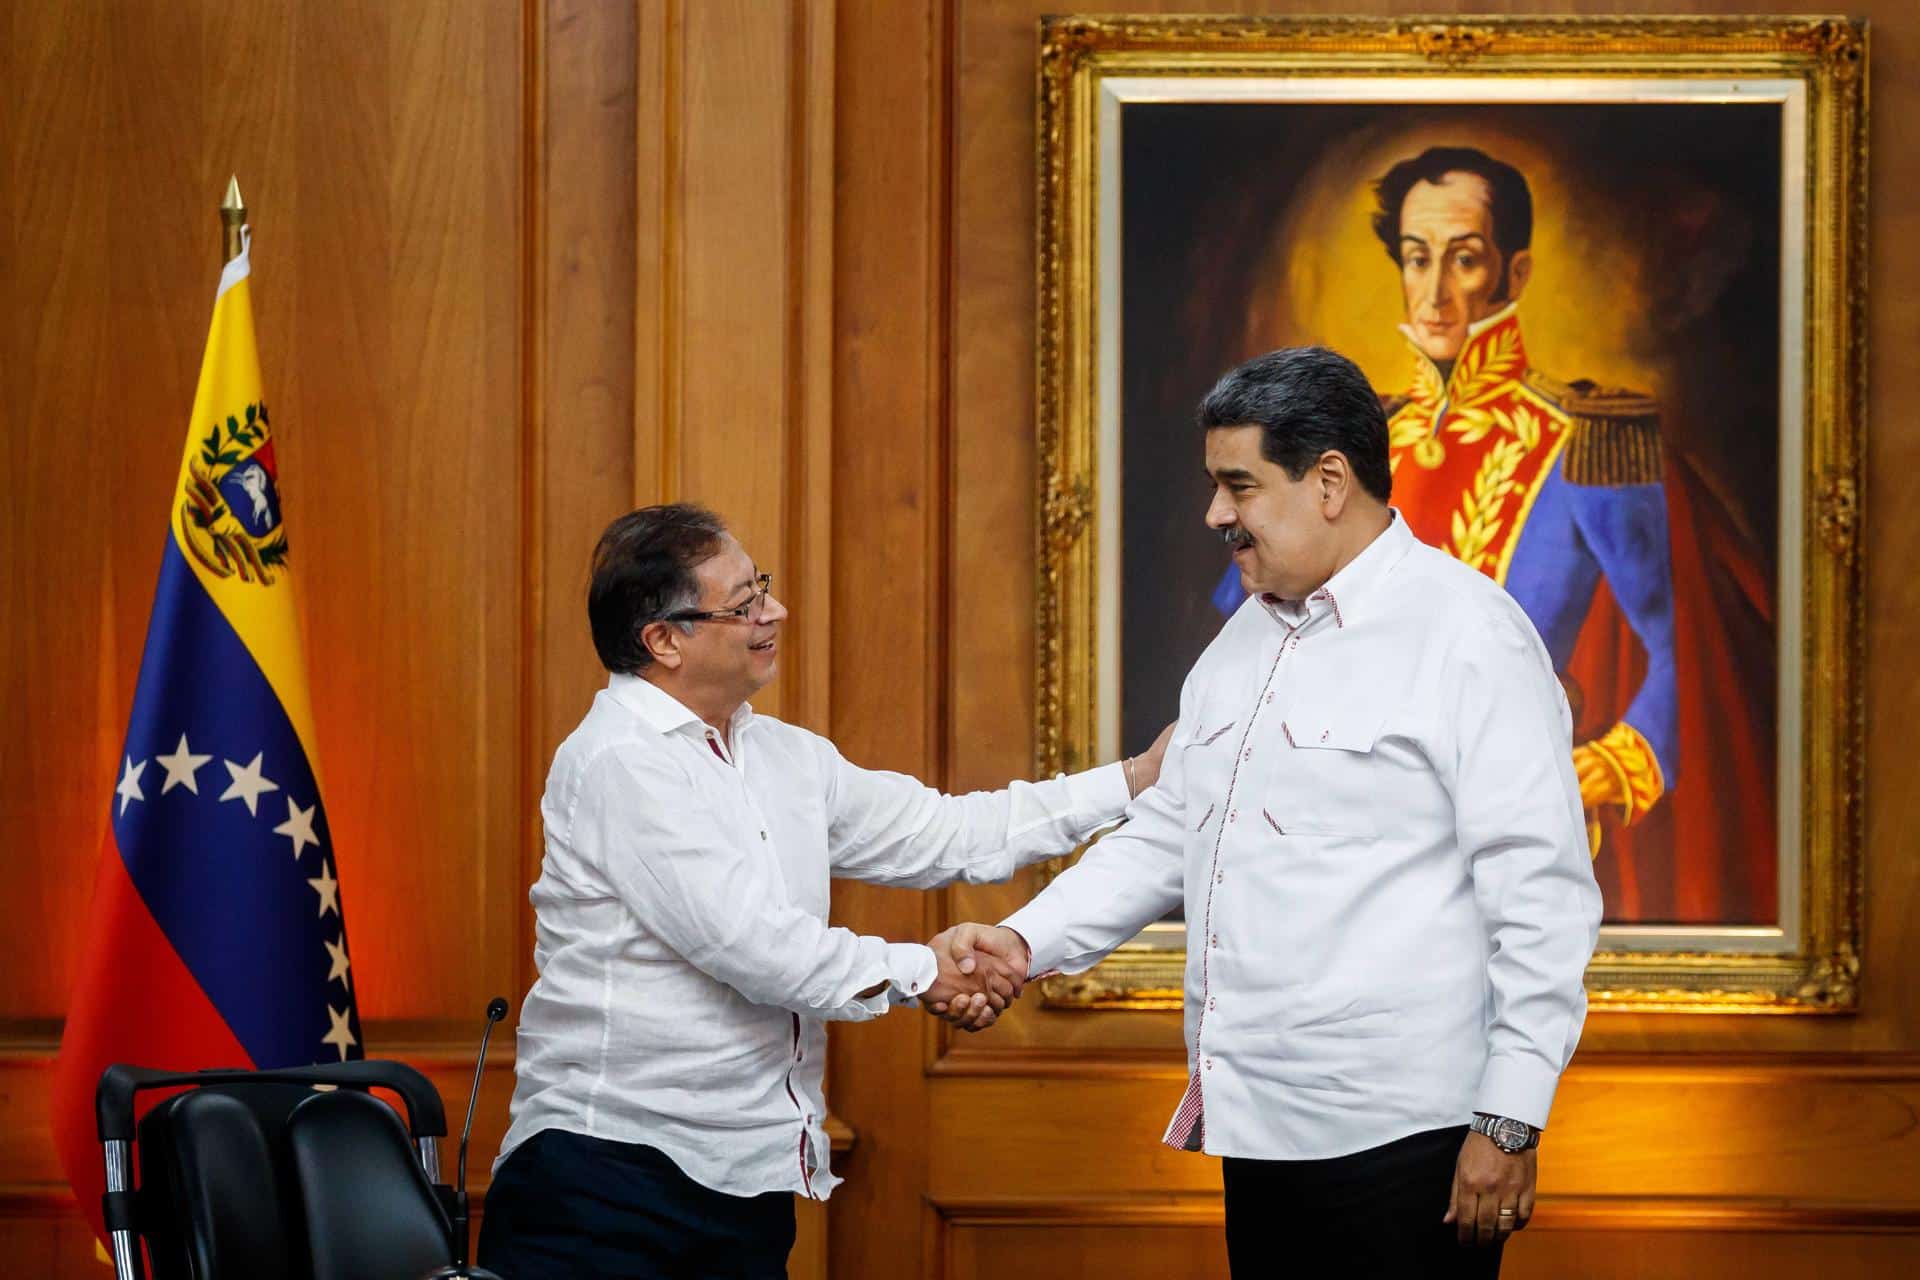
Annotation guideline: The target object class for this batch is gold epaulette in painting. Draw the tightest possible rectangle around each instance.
[1525,369,1663,487]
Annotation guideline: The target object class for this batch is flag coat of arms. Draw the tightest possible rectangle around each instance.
[50,230,362,1244]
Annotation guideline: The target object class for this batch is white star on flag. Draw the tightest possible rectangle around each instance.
[307,861,340,917]
[324,935,351,992]
[274,798,321,860]
[219,752,280,817]
[322,1003,357,1061]
[115,757,148,817]
[154,734,212,795]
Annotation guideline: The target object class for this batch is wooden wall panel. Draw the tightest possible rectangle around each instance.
[1,0,842,1264]
[0,0,526,1041]
[534,0,638,943]
[918,1065,1920,1205]
[284,0,527,1035]
[0,0,257,1031]
[824,3,954,1280]
[0,0,534,1258]
[935,1218,1920,1280]
[638,0,835,732]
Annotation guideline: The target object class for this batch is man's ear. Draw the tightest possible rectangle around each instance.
[1506,248,1533,303]
[1318,451,1354,520]
[640,620,685,671]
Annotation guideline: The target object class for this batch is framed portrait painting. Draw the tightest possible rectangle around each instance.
[1033,17,1866,1012]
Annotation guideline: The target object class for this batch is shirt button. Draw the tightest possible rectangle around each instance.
[1205,1058,1214,1070]
[1228,810,1238,824]
[1242,748,1253,761]
[1208,997,1216,1011]
[1264,692,1273,704]
[760,830,768,841]
[1211,933,1219,948]
[1216,871,1224,884]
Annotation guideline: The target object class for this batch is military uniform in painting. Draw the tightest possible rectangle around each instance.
[1381,304,1675,847]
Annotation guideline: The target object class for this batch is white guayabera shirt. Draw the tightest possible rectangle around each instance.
[1005,513,1603,1161]
[498,675,1129,1198]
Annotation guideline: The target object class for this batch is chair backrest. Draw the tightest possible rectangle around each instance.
[285,1088,453,1280]
[123,1073,453,1280]
[136,1082,315,1279]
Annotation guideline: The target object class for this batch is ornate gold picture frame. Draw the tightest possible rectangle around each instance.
[1034,16,1866,1013]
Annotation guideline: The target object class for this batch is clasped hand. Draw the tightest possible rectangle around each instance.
[920,924,1030,1032]
[921,722,1174,1032]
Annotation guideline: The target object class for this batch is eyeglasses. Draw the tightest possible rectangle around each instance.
[665,573,774,625]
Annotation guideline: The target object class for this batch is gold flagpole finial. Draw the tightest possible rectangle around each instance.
[220,176,247,265]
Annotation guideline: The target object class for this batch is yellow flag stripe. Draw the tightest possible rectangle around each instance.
[167,262,326,784]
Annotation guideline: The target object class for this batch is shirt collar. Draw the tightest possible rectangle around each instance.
[1260,510,1413,631]
[607,673,754,738]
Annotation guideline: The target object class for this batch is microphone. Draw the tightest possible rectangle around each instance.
[422,997,509,1279]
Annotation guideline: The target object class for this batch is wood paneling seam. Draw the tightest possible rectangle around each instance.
[515,0,547,1030]
[784,0,809,729]
[924,1047,1920,1081]
[656,0,683,505]
[923,1193,1920,1234]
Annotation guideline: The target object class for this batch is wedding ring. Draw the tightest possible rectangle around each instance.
[1497,1208,1516,1217]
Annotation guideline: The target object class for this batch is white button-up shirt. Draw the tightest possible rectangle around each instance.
[499,675,1129,1197]
[1004,513,1602,1161]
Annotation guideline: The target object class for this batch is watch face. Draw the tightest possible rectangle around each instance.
[1492,1117,1531,1151]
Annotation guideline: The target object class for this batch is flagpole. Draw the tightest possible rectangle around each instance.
[221,176,246,264]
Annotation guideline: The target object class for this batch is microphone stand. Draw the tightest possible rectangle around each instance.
[423,997,508,1279]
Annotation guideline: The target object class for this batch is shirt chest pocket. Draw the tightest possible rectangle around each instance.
[1261,699,1389,839]
[1174,714,1243,796]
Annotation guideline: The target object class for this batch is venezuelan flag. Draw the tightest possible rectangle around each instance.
[50,229,362,1247]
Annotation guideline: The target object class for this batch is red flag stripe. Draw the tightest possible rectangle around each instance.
[49,837,254,1244]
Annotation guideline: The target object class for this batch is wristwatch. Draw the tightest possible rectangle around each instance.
[1470,1113,1541,1153]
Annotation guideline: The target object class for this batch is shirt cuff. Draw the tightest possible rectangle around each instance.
[998,899,1073,979]
[874,942,938,1010]
[1473,1053,1564,1130]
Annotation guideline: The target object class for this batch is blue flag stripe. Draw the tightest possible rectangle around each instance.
[112,540,360,1067]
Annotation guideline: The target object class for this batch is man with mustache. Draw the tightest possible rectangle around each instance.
[952,348,1602,1277]
[478,504,1170,1279]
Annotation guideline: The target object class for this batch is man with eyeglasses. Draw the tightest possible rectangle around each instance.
[478,503,1171,1280]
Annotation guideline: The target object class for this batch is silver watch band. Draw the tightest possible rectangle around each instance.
[1471,1112,1540,1151]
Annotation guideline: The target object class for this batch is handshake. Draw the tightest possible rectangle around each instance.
[908,722,1175,1031]
[917,923,1034,1032]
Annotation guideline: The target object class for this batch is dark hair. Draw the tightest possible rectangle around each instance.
[1197,347,1392,502]
[588,503,728,673]
[1370,146,1533,268]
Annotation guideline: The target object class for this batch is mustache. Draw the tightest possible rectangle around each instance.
[1219,525,1255,550]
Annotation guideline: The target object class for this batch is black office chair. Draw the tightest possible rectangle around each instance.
[95,1061,457,1280]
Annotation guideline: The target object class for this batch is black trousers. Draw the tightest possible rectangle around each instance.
[476,1129,796,1280]
[1222,1126,1504,1279]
